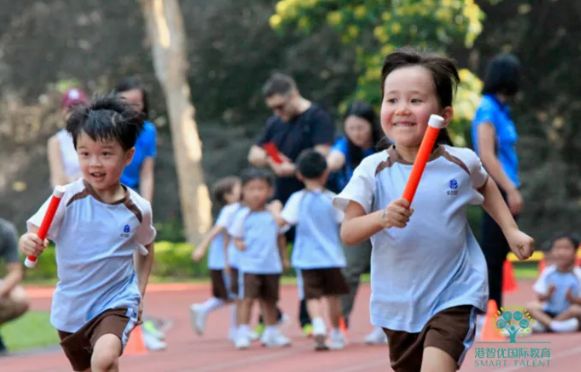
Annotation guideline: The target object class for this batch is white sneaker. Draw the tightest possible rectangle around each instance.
[189,304,207,336]
[263,332,292,348]
[328,332,346,350]
[143,331,167,351]
[235,336,250,349]
[248,330,260,342]
[364,327,388,345]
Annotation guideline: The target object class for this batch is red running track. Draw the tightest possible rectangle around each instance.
[1,280,580,371]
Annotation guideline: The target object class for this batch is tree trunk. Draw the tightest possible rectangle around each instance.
[139,0,212,245]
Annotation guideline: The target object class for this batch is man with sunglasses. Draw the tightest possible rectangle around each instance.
[247,73,336,337]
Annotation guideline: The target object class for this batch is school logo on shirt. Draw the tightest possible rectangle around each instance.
[447,179,459,196]
[121,224,131,238]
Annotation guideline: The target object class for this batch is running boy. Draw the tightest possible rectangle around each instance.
[333,47,534,372]
[270,150,349,351]
[19,95,156,372]
[191,176,241,340]
[527,233,581,333]
[228,168,291,349]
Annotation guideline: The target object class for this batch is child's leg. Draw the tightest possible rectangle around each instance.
[548,305,581,333]
[420,347,457,372]
[326,295,342,329]
[91,334,122,372]
[525,300,554,328]
[554,305,581,321]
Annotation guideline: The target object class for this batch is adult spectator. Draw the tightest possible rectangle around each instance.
[0,217,30,354]
[115,77,157,202]
[47,88,88,187]
[248,73,336,336]
[326,101,387,344]
[471,53,523,309]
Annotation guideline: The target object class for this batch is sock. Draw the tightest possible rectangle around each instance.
[550,318,579,333]
[264,325,278,338]
[237,324,250,339]
[201,297,226,313]
[312,317,326,333]
[230,304,237,329]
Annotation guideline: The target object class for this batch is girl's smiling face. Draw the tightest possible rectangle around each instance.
[380,65,452,150]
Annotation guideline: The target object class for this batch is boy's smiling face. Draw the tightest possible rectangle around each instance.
[76,131,134,193]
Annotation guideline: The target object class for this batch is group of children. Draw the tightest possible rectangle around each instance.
[191,150,349,351]
[18,46,540,372]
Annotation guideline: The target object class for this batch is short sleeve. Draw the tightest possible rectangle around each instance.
[27,192,68,241]
[472,97,497,129]
[145,124,157,158]
[280,192,302,226]
[533,269,551,295]
[332,155,379,214]
[134,202,157,246]
[331,137,349,156]
[216,204,238,228]
[256,117,276,146]
[310,108,335,146]
[228,209,249,238]
[0,219,20,263]
[463,149,489,189]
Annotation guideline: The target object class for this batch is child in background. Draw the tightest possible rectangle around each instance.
[271,150,349,351]
[333,47,534,372]
[527,233,581,333]
[19,95,156,372]
[229,168,291,349]
[191,176,242,340]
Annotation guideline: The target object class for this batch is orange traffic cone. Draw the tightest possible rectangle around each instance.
[538,258,546,276]
[479,300,504,341]
[502,260,518,293]
[124,325,148,356]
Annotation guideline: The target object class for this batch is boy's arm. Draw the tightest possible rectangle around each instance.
[192,224,226,261]
[223,234,231,274]
[479,178,534,260]
[278,234,290,269]
[135,242,155,322]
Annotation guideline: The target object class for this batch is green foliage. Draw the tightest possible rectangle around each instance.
[0,311,60,351]
[269,0,486,145]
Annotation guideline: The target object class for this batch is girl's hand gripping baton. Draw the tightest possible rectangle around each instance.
[401,115,445,205]
[24,186,65,268]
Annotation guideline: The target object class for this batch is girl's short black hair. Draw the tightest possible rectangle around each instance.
[66,94,145,151]
[482,53,520,97]
[240,167,273,187]
[343,101,383,168]
[296,150,327,180]
[212,176,241,205]
[115,76,150,119]
[380,47,459,147]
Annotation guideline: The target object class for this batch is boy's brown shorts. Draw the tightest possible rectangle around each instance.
[300,268,350,300]
[383,305,477,372]
[230,267,239,298]
[210,269,230,301]
[243,273,280,302]
[57,307,135,371]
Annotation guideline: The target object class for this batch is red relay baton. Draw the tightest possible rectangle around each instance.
[401,115,445,205]
[262,142,283,164]
[24,186,65,269]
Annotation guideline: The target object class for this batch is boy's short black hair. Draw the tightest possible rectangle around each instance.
[296,150,327,180]
[482,53,520,97]
[212,176,241,205]
[240,167,273,187]
[66,94,145,151]
[549,233,580,250]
